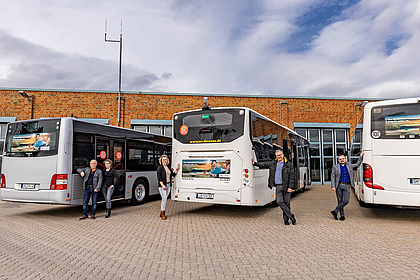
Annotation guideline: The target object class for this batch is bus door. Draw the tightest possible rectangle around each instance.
[96,139,110,171]
[95,139,126,198]
[291,141,299,189]
[112,140,126,197]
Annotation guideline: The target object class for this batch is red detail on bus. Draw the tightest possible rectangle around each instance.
[363,163,385,190]
[114,163,124,170]
[50,174,68,190]
[1,174,5,188]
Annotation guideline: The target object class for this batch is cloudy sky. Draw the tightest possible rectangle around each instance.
[1,0,420,99]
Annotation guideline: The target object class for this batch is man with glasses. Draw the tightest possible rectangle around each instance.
[330,150,364,221]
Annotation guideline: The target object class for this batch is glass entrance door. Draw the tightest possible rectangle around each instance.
[296,128,348,185]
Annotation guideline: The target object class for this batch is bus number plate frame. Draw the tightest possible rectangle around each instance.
[196,193,214,199]
[410,179,420,185]
[21,184,36,189]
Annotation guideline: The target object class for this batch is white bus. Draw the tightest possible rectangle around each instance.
[171,106,310,206]
[354,98,420,207]
[0,117,171,205]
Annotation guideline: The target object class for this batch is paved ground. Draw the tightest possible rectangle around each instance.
[1,185,420,280]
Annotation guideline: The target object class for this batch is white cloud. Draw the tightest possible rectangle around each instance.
[0,0,420,99]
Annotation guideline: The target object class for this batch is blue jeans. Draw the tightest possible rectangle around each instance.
[83,186,99,217]
[102,186,114,209]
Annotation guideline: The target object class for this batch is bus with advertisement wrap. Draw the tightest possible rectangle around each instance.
[171,106,310,206]
[0,117,171,205]
[355,98,420,207]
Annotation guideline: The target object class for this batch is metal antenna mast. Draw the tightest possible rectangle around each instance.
[105,19,123,126]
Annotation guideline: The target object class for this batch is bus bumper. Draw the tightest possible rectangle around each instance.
[0,188,71,204]
[364,188,420,207]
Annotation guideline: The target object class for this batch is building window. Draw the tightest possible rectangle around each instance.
[133,125,147,132]
[131,124,172,136]
[0,123,8,172]
[149,125,161,135]
[0,123,6,153]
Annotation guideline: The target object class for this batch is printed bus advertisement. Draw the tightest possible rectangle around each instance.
[385,114,420,136]
[182,159,231,179]
[11,133,53,152]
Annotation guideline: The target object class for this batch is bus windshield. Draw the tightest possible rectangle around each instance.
[371,103,420,139]
[173,109,245,144]
[4,119,60,157]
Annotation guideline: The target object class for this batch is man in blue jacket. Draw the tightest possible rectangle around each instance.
[252,149,296,225]
[330,150,364,221]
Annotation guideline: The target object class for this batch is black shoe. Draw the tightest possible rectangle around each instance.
[79,216,88,220]
[105,209,111,218]
[339,216,345,221]
[90,215,96,219]
[284,220,290,225]
[330,211,338,220]
[290,214,297,225]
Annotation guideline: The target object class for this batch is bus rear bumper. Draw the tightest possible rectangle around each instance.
[364,188,420,207]
[0,188,71,205]
[173,189,241,205]
[172,189,270,206]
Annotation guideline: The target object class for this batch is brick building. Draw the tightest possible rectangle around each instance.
[0,87,382,184]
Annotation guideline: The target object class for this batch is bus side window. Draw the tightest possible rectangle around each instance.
[73,133,95,173]
[127,140,155,171]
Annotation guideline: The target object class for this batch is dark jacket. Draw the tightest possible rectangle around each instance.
[253,158,295,190]
[157,165,178,187]
[76,167,103,191]
[102,168,119,188]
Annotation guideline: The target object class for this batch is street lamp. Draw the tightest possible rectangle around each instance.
[18,91,35,119]
[19,90,34,101]
[105,19,123,126]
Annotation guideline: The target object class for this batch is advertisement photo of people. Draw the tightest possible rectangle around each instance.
[182,159,231,179]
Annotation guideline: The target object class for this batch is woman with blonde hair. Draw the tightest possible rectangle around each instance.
[156,155,180,220]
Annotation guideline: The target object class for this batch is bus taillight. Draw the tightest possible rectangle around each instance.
[50,174,68,190]
[363,163,384,190]
[1,174,5,188]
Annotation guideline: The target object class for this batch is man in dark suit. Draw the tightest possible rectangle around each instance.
[330,150,364,221]
[252,149,296,225]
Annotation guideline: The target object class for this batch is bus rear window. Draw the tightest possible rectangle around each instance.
[4,120,60,157]
[174,109,245,144]
[371,103,420,139]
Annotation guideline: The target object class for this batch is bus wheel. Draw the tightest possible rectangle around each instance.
[131,179,149,205]
[358,199,372,208]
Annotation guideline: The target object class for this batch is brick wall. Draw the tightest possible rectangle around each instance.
[0,89,369,140]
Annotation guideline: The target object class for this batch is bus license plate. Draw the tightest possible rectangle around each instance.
[196,193,214,199]
[410,179,420,185]
[21,184,36,189]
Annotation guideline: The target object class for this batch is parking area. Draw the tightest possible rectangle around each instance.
[1,185,420,279]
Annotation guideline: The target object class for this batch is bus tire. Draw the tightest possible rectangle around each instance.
[131,179,149,205]
[358,199,372,208]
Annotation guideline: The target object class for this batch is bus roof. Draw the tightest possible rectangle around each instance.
[365,98,420,109]
[7,117,171,142]
[173,107,307,142]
